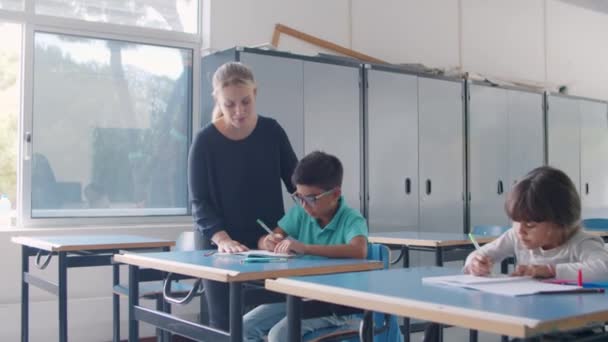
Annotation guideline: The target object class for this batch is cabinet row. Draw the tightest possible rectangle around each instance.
[202,48,608,235]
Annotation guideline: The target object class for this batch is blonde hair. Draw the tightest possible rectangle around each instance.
[211,62,256,121]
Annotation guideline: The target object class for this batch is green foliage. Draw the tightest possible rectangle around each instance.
[0,49,18,206]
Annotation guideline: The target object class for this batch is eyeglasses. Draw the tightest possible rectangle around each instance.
[291,188,336,207]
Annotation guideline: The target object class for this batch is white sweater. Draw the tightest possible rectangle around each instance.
[465,228,608,281]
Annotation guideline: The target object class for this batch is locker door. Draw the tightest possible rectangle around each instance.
[240,53,304,210]
[418,78,464,233]
[547,95,581,193]
[469,84,509,228]
[507,90,545,189]
[366,70,419,233]
[303,61,361,211]
[580,100,608,218]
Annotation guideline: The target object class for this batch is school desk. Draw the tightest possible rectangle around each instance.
[12,234,175,342]
[113,250,383,342]
[266,266,608,342]
[369,231,496,267]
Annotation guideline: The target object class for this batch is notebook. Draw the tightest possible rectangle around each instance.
[422,274,597,296]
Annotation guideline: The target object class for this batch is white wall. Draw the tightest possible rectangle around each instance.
[204,0,608,100]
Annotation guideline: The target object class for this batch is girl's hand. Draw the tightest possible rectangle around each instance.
[262,233,286,251]
[217,239,249,253]
[468,253,493,276]
[511,264,554,278]
[274,239,305,255]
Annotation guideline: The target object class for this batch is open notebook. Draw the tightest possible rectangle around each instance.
[422,274,598,296]
[216,249,295,258]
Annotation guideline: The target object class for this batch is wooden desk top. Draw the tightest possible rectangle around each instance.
[369,231,495,247]
[266,267,608,338]
[114,250,382,282]
[11,235,175,252]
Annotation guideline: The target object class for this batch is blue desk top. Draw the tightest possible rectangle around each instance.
[266,267,608,337]
[369,231,495,247]
[114,250,382,282]
[11,235,175,252]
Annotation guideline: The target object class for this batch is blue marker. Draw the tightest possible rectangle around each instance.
[241,257,288,264]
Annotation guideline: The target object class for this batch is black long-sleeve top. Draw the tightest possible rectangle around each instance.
[188,116,298,248]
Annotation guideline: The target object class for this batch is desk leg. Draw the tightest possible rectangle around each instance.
[360,311,373,342]
[21,246,29,342]
[469,329,478,342]
[128,265,140,342]
[435,248,444,267]
[112,263,120,342]
[229,282,243,342]
[402,318,410,342]
[402,246,409,268]
[58,252,68,342]
[287,295,302,342]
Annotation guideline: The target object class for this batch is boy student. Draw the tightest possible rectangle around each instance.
[243,151,368,342]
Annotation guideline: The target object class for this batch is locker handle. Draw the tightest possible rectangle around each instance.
[426,179,432,195]
[405,178,411,195]
[585,183,589,195]
[497,180,504,195]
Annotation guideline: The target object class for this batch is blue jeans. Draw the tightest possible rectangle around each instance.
[243,302,358,342]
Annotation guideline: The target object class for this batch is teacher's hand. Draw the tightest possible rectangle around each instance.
[217,239,249,253]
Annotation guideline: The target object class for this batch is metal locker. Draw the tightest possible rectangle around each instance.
[580,99,608,218]
[303,61,362,212]
[366,69,419,233]
[547,95,581,193]
[418,77,465,233]
[468,84,510,228]
[506,90,545,189]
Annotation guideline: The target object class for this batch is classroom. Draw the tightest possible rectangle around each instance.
[1,0,608,341]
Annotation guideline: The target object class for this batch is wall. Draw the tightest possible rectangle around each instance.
[204,0,608,100]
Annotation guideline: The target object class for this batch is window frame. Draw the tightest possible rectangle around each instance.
[0,0,202,228]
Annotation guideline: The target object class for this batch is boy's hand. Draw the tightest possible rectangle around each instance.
[262,233,286,251]
[511,264,554,278]
[468,253,493,276]
[217,239,249,253]
[274,239,305,255]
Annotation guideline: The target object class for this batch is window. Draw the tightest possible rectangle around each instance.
[31,32,192,217]
[36,0,198,33]
[0,0,23,11]
[0,22,21,224]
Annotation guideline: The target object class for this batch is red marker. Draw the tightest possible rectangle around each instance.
[578,269,583,287]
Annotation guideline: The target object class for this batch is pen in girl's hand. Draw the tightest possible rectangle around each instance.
[468,233,482,251]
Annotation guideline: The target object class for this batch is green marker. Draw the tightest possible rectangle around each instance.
[468,233,481,251]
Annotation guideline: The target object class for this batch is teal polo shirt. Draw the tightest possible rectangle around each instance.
[278,196,368,245]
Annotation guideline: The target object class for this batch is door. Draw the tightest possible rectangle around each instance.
[506,90,545,189]
[547,95,581,193]
[580,100,608,218]
[418,77,465,233]
[468,84,509,228]
[303,61,361,211]
[366,69,419,233]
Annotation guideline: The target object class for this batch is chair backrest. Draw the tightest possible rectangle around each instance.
[472,225,510,237]
[367,243,403,342]
[175,231,204,251]
[367,243,390,269]
[582,218,608,230]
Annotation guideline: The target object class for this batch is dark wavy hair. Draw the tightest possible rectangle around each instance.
[505,166,581,234]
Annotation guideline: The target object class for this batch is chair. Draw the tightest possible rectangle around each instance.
[113,231,204,342]
[302,243,403,342]
[582,218,608,230]
[471,224,510,236]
